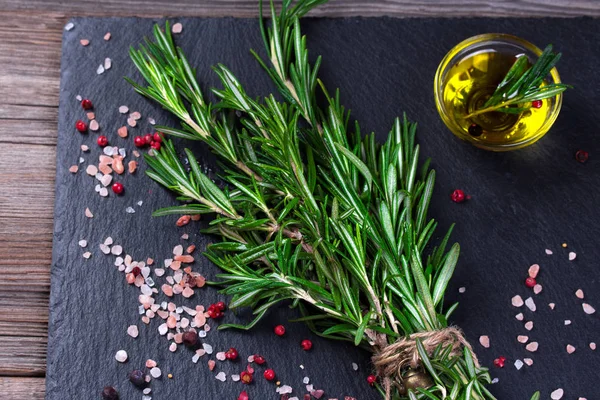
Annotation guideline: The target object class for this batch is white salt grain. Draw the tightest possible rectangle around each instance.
[566,344,576,354]
[83,252,91,259]
[143,388,151,395]
[303,377,310,384]
[100,244,111,254]
[119,105,129,114]
[158,323,168,335]
[458,287,466,293]
[564,320,571,325]
[78,240,87,247]
[545,249,553,255]
[173,245,184,256]
[550,388,564,399]
[115,350,128,363]
[525,342,538,352]
[582,303,596,315]
[155,268,165,277]
[523,358,533,366]
[231,374,240,382]
[514,359,523,370]
[150,367,162,378]
[352,362,358,371]
[104,237,113,245]
[104,57,112,70]
[97,64,105,75]
[525,297,536,312]
[216,352,226,361]
[169,342,177,352]
[99,187,108,197]
[479,335,490,348]
[95,185,101,193]
[511,295,524,307]
[111,245,123,255]
[215,372,226,382]
[79,157,84,164]
[491,378,499,384]
[148,117,155,125]
[137,200,143,206]
[100,174,112,187]
[125,207,135,214]
[590,342,596,350]
[568,251,576,261]
[199,330,207,338]
[203,343,213,354]
[85,208,93,218]
[103,146,114,156]
[65,22,74,31]
[127,325,139,338]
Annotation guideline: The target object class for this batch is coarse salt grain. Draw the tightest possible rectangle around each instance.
[100,244,111,254]
[524,321,533,331]
[126,207,135,214]
[514,359,523,370]
[172,23,183,33]
[549,303,556,310]
[115,350,128,362]
[80,39,89,46]
[528,264,539,278]
[119,105,129,114]
[97,64,105,75]
[127,325,139,338]
[545,249,553,255]
[78,240,87,247]
[582,303,596,314]
[590,342,596,350]
[85,208,93,218]
[550,388,564,399]
[458,287,466,293]
[564,320,571,325]
[491,378,499,384]
[533,284,543,294]
[525,297,536,312]
[83,252,91,259]
[568,252,576,261]
[523,358,533,366]
[479,335,490,348]
[203,343,213,354]
[111,245,123,255]
[150,367,162,378]
[104,237,113,245]
[158,323,168,335]
[515,313,524,321]
[69,165,78,173]
[352,362,358,371]
[231,374,240,382]
[216,352,226,361]
[525,342,538,352]
[130,111,141,120]
[215,372,226,382]
[511,295,524,307]
[576,289,585,299]
[566,344,576,354]
[173,245,184,256]
[86,165,98,176]
[517,335,528,344]
[104,58,112,70]
[169,342,177,352]
[65,22,74,31]
[104,32,111,40]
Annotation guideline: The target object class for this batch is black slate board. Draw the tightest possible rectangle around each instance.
[48,16,600,400]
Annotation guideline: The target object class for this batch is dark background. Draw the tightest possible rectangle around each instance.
[48,17,599,399]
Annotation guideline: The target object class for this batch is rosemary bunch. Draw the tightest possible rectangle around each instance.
[128,2,540,399]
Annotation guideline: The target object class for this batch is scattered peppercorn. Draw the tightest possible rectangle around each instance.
[81,99,93,110]
[575,150,589,163]
[451,189,466,203]
[215,301,226,311]
[167,373,173,379]
[301,339,313,351]
[182,331,198,347]
[128,370,145,388]
[263,369,276,381]
[97,135,109,147]
[225,347,239,360]
[468,123,483,137]
[367,375,377,386]
[144,134,153,145]
[134,136,146,147]
[274,324,285,336]
[151,141,161,151]
[112,182,124,195]
[131,266,141,277]
[525,277,536,288]
[153,132,163,143]
[493,356,506,368]
[240,370,253,384]
[75,120,88,133]
[238,391,249,400]
[253,354,266,365]
[101,386,119,400]
[531,100,543,109]
[206,303,224,319]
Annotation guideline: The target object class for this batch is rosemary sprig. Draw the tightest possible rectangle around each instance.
[465,44,571,119]
[128,1,541,399]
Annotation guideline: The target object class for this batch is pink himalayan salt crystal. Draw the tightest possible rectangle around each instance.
[182,287,194,298]
[523,358,533,366]
[517,335,529,344]
[216,352,227,361]
[549,303,556,310]
[528,264,540,278]
[208,360,216,371]
[161,284,173,297]
[525,342,538,352]
[511,295,524,307]
[85,208,93,218]
[568,251,576,261]
[169,342,177,352]
[479,335,490,348]
[545,249,553,255]
[172,22,183,33]
[515,313,524,321]
[115,350,128,362]
[583,303,596,314]
[146,359,157,368]
[69,165,78,173]
[173,285,183,295]
[566,344,576,354]
[127,325,139,338]
[167,315,177,329]
[576,289,585,299]
[590,342,596,350]
[533,284,543,294]
[524,321,534,331]
[174,333,183,344]
[311,390,325,399]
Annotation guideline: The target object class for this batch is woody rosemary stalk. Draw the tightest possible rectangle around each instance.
[128,1,540,399]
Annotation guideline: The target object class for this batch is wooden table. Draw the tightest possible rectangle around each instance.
[0,1,598,398]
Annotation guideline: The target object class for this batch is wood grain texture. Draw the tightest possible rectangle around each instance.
[0,377,46,400]
[0,1,598,397]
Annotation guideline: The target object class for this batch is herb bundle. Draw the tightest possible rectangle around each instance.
[466,44,570,118]
[128,1,540,398]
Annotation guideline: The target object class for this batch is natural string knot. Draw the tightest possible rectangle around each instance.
[371,327,479,399]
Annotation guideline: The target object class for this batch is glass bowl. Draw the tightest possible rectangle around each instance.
[434,34,563,151]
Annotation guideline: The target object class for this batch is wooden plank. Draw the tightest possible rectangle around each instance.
[0,337,47,376]
[0,0,599,17]
[0,377,45,400]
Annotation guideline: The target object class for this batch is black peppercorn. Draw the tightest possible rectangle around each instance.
[101,386,119,400]
[182,330,198,347]
[129,370,146,388]
[468,123,483,137]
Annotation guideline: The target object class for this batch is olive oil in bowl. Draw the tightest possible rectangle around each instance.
[434,34,563,151]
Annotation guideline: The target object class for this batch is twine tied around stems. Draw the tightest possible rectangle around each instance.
[371,327,479,399]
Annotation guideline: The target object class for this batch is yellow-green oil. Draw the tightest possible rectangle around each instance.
[442,50,552,145]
